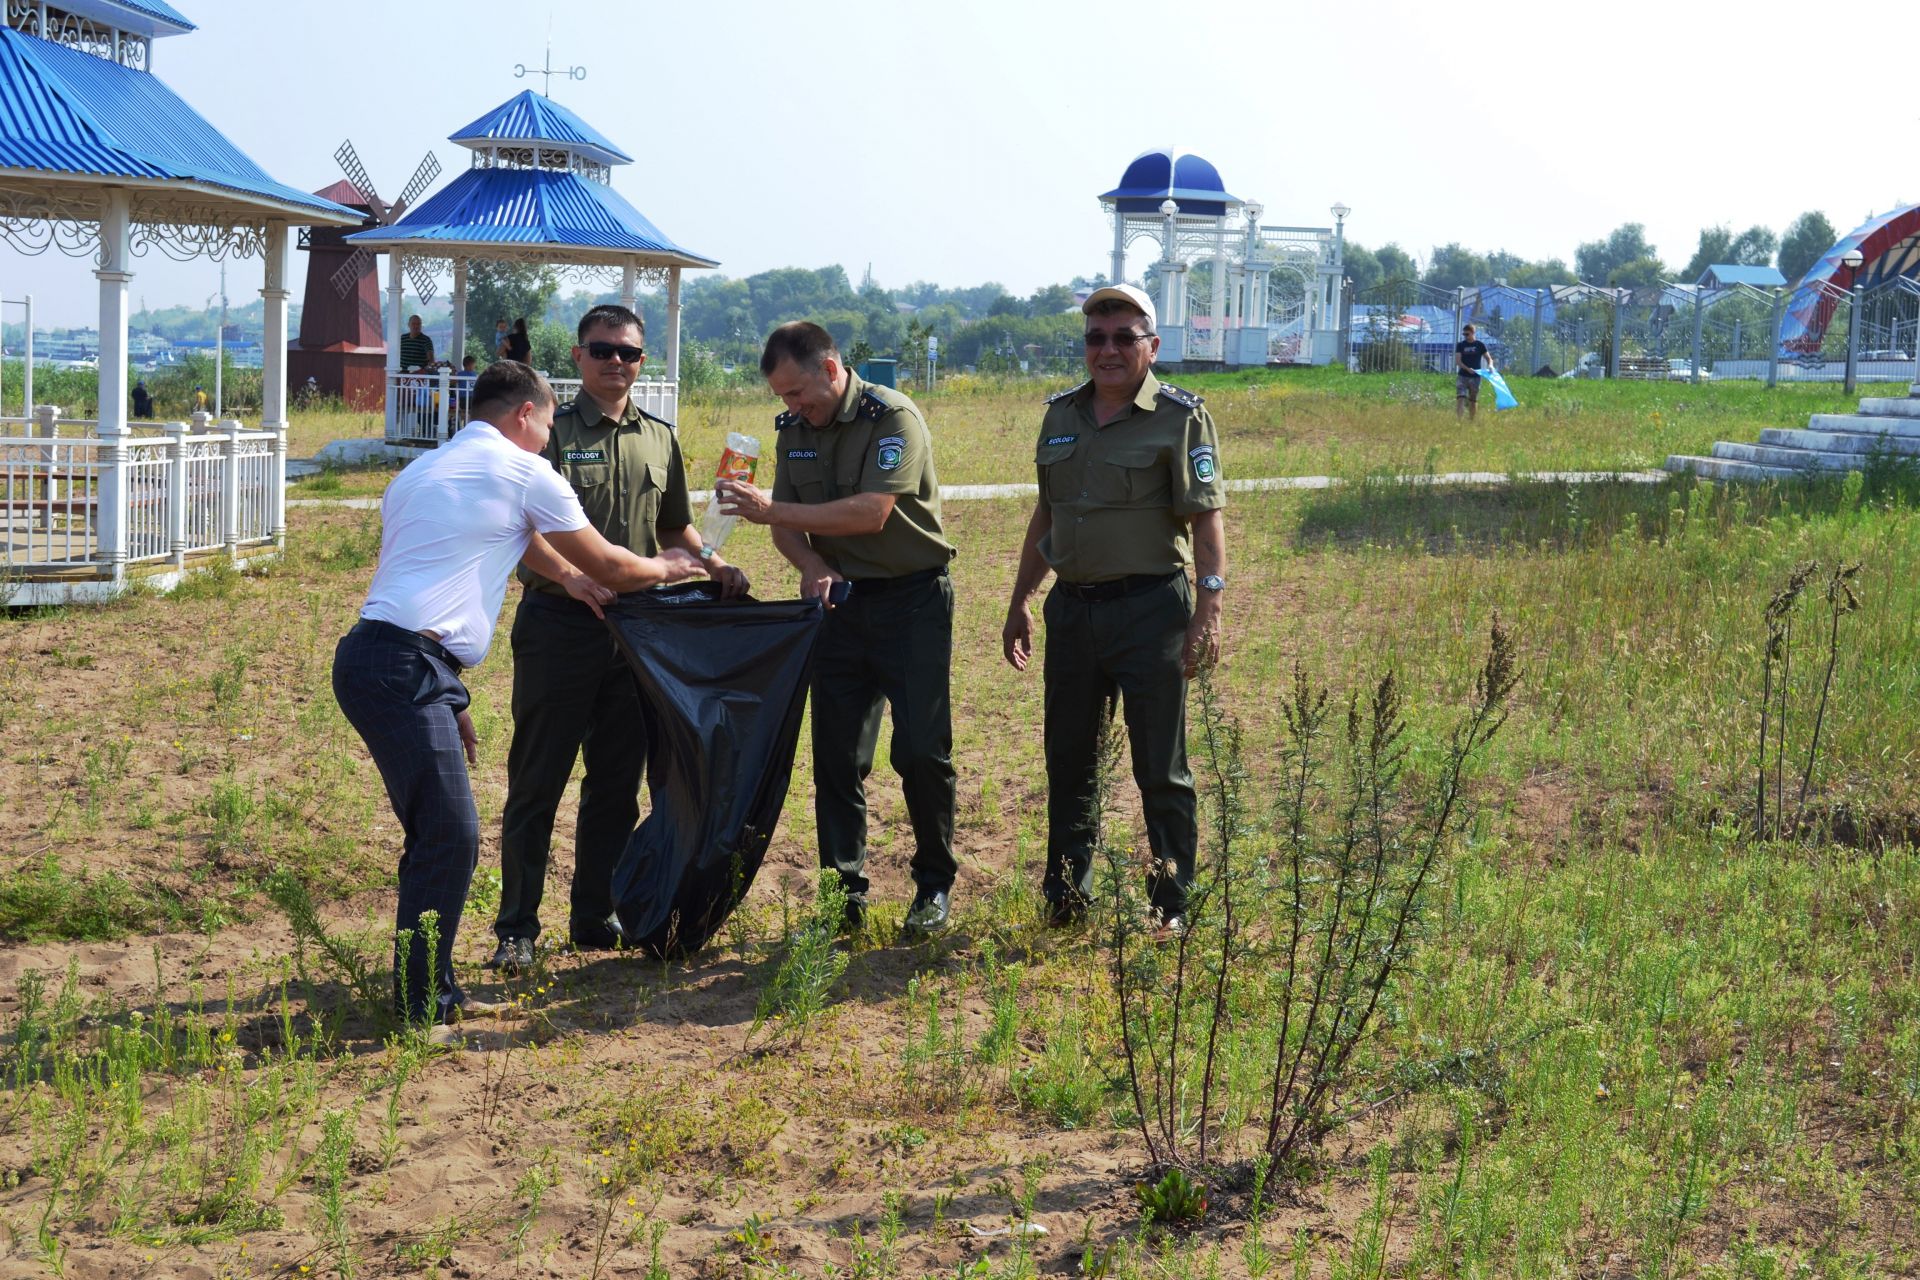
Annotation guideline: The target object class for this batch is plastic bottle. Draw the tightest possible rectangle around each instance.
[697,431,761,552]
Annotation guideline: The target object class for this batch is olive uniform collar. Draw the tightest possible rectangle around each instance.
[830,370,869,427]
[568,393,643,430]
[1072,372,1160,421]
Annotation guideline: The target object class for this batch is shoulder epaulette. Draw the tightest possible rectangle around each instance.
[554,399,585,418]
[1157,382,1203,409]
[775,409,803,430]
[1046,381,1089,404]
[857,388,893,422]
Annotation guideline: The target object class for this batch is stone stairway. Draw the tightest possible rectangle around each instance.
[1666,392,1920,482]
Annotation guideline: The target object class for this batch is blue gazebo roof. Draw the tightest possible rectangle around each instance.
[449,90,631,168]
[108,0,194,30]
[1101,148,1241,218]
[347,92,716,269]
[0,25,356,223]
[345,166,717,268]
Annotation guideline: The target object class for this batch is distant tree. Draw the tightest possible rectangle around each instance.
[1508,257,1575,288]
[1341,243,1382,293]
[1728,225,1777,267]
[1575,224,1660,282]
[988,293,1026,318]
[1779,211,1838,285]
[1609,256,1668,290]
[1682,224,1778,281]
[466,262,559,353]
[1374,243,1418,284]
[1028,283,1076,315]
[1423,242,1491,291]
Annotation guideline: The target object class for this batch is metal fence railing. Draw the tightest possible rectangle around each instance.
[1,406,284,585]
[384,371,682,446]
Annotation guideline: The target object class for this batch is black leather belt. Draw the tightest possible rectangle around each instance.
[1053,571,1180,602]
[351,618,462,672]
[847,565,948,595]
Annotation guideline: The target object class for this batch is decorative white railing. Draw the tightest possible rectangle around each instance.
[1,406,285,579]
[384,371,680,446]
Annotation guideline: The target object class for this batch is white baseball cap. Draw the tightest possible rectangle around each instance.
[1081,283,1158,330]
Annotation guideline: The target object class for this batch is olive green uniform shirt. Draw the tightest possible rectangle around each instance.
[770,371,955,580]
[518,394,693,596]
[1034,373,1225,583]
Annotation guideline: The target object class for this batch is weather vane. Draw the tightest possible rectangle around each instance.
[514,40,586,97]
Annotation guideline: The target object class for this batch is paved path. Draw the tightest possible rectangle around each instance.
[288,468,1668,512]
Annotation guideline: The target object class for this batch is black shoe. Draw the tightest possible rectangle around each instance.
[1152,914,1187,943]
[1045,895,1088,928]
[902,888,952,937]
[484,936,535,974]
[568,914,625,952]
[839,898,868,936]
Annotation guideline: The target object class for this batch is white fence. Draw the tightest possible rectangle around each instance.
[2,406,284,579]
[383,371,680,447]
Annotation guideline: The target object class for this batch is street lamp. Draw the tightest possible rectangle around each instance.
[1330,202,1351,224]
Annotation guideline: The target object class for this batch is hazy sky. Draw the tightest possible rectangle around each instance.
[2,0,1909,327]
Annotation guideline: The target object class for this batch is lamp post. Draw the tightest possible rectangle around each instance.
[1842,247,1864,395]
[1330,203,1350,360]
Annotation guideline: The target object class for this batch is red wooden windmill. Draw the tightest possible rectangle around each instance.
[288,141,440,409]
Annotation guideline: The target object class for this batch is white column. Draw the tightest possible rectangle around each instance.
[450,258,468,364]
[163,419,188,568]
[221,416,242,557]
[620,262,637,310]
[666,266,682,384]
[259,222,289,432]
[1209,223,1227,358]
[1110,213,1127,286]
[384,253,403,440]
[95,189,132,438]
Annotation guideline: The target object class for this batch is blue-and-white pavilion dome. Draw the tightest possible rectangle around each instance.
[346,89,715,269]
[1100,148,1241,218]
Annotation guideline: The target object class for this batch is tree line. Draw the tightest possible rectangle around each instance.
[1344,210,1842,296]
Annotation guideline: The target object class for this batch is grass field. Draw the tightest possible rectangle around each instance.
[5,369,1919,1279]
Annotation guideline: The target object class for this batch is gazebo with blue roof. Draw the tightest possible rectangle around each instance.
[0,0,360,602]
[346,89,718,446]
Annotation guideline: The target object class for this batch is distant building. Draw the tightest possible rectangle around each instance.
[1696,264,1787,289]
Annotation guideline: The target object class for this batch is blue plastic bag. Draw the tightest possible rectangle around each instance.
[1478,366,1518,410]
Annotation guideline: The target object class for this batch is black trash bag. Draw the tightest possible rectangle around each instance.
[603,582,823,957]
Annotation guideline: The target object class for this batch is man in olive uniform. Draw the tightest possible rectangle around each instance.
[1001,284,1227,934]
[715,321,957,936]
[486,304,748,972]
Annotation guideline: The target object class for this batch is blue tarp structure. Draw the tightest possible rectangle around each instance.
[1478,366,1518,410]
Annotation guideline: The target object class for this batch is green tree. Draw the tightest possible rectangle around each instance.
[1681,224,1777,281]
[1341,243,1382,293]
[1027,283,1075,315]
[1423,242,1490,291]
[1508,257,1575,288]
[1779,211,1838,285]
[1575,224,1661,282]
[1374,242,1418,284]
[466,262,559,356]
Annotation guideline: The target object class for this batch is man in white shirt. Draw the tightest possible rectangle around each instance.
[333,360,704,1032]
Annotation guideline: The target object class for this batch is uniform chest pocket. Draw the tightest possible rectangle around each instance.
[639,461,668,493]
[1096,446,1166,504]
[567,463,612,493]
[1036,439,1081,501]
[783,457,829,503]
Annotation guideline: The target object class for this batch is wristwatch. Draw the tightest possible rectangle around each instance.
[698,544,717,561]
[1199,575,1226,592]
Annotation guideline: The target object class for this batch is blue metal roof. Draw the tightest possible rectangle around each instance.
[448,91,631,167]
[0,27,357,222]
[106,1,194,31]
[1697,263,1787,288]
[1101,148,1241,217]
[343,166,717,267]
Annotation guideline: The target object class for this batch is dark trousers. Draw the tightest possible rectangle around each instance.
[332,621,477,1025]
[496,594,646,941]
[1042,574,1198,915]
[811,571,958,903]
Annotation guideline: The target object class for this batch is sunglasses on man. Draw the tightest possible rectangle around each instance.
[1083,330,1152,350]
[584,340,646,364]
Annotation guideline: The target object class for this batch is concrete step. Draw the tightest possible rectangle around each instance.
[1665,454,1804,482]
[1760,427,1920,455]
[1858,396,1920,419]
[1711,441,1858,470]
[1808,412,1920,437]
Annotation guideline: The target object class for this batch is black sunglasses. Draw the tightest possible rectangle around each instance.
[1083,330,1153,349]
[585,340,645,364]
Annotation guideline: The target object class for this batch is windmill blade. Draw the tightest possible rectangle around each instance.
[329,246,375,299]
[360,296,385,339]
[334,139,389,221]
[403,257,438,306]
[391,153,442,218]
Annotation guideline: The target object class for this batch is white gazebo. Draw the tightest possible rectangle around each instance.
[1101,148,1346,368]
[0,0,360,603]
[343,90,719,448]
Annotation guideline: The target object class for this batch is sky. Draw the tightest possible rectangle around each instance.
[2,0,1911,328]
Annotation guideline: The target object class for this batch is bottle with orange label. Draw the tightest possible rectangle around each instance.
[697,432,761,553]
